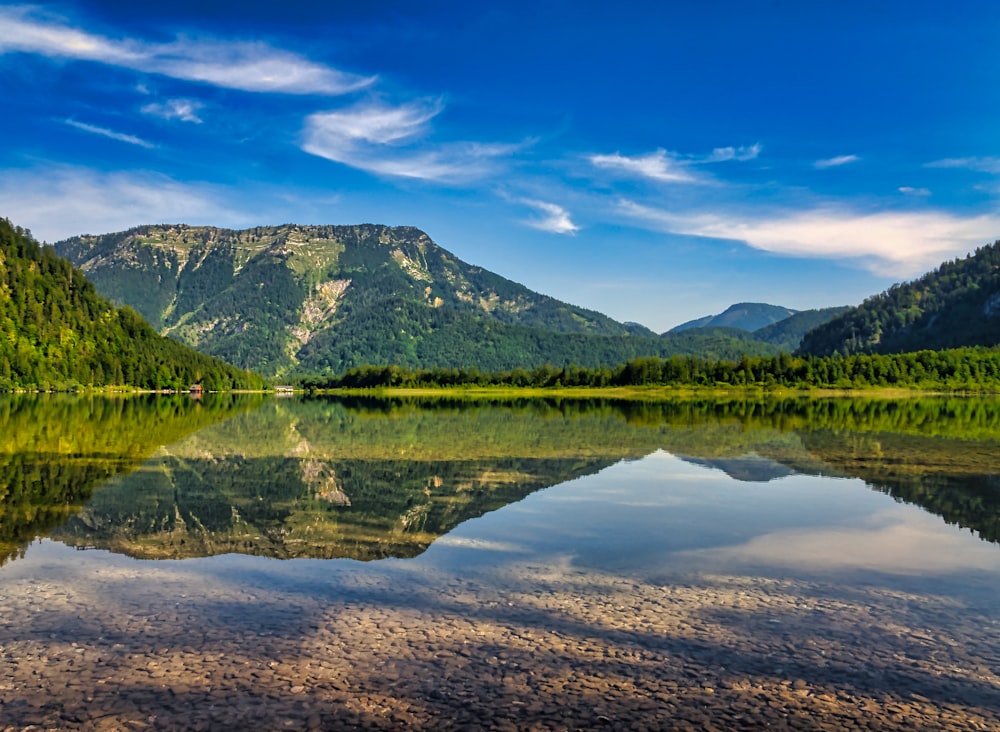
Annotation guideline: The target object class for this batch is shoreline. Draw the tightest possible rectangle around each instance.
[2,384,1000,399]
[302,384,1000,400]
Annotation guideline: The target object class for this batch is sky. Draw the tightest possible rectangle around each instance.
[1,0,999,332]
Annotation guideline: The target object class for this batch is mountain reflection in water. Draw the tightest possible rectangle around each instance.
[2,395,1000,564]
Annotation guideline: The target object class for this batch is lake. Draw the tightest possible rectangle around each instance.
[1,394,999,730]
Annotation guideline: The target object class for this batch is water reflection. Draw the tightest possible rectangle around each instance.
[0,393,259,566]
[3,395,1000,564]
[2,395,1000,729]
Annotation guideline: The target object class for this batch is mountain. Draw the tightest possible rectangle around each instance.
[672,302,853,355]
[798,241,1000,357]
[751,306,850,351]
[0,218,263,391]
[670,302,798,333]
[55,223,780,376]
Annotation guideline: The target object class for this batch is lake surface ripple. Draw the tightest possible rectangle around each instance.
[1,394,999,730]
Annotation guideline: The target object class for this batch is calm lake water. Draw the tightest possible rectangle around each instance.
[1,395,999,730]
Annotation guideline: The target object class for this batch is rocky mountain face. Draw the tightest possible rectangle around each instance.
[55,224,781,376]
[54,224,651,376]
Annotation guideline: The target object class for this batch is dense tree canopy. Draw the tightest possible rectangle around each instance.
[799,241,1000,356]
[0,218,264,391]
[300,347,1000,392]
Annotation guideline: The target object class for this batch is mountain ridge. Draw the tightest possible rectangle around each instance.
[55,223,783,376]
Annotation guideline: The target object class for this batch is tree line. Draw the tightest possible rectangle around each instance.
[299,347,1000,392]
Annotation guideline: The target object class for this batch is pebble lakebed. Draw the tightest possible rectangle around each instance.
[1,558,998,731]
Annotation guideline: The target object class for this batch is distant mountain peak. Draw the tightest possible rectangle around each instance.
[670,302,798,334]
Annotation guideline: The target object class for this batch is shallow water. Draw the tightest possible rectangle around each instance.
[1,395,999,730]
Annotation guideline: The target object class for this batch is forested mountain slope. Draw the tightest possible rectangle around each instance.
[56,224,781,375]
[799,241,1000,356]
[752,307,850,352]
[0,218,263,391]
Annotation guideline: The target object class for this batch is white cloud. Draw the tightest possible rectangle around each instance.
[814,154,860,169]
[0,7,374,95]
[898,186,931,197]
[590,144,760,183]
[64,119,155,148]
[926,157,1000,174]
[0,166,254,241]
[307,100,440,145]
[301,101,520,183]
[617,199,1000,277]
[156,39,375,95]
[704,143,762,163]
[590,149,700,183]
[519,199,579,234]
[141,98,203,123]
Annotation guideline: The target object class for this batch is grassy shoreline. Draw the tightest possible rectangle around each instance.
[4,385,999,399]
[303,384,999,400]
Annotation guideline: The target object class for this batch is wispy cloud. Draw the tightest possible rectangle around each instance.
[141,98,203,123]
[814,154,860,169]
[590,143,761,183]
[0,7,374,95]
[926,157,1000,174]
[898,186,931,197]
[0,166,253,241]
[617,199,1000,277]
[301,101,520,183]
[307,100,440,145]
[704,143,762,163]
[64,119,155,148]
[519,199,579,234]
[589,149,700,183]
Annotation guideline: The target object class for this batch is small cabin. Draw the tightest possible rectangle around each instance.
[189,384,204,395]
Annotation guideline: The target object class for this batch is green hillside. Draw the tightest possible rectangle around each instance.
[799,241,1000,357]
[56,223,780,376]
[752,306,850,351]
[0,218,263,391]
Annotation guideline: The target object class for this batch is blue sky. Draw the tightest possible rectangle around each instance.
[2,1,999,331]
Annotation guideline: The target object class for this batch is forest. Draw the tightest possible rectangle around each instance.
[299,347,1000,392]
[800,239,1000,356]
[0,218,265,392]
